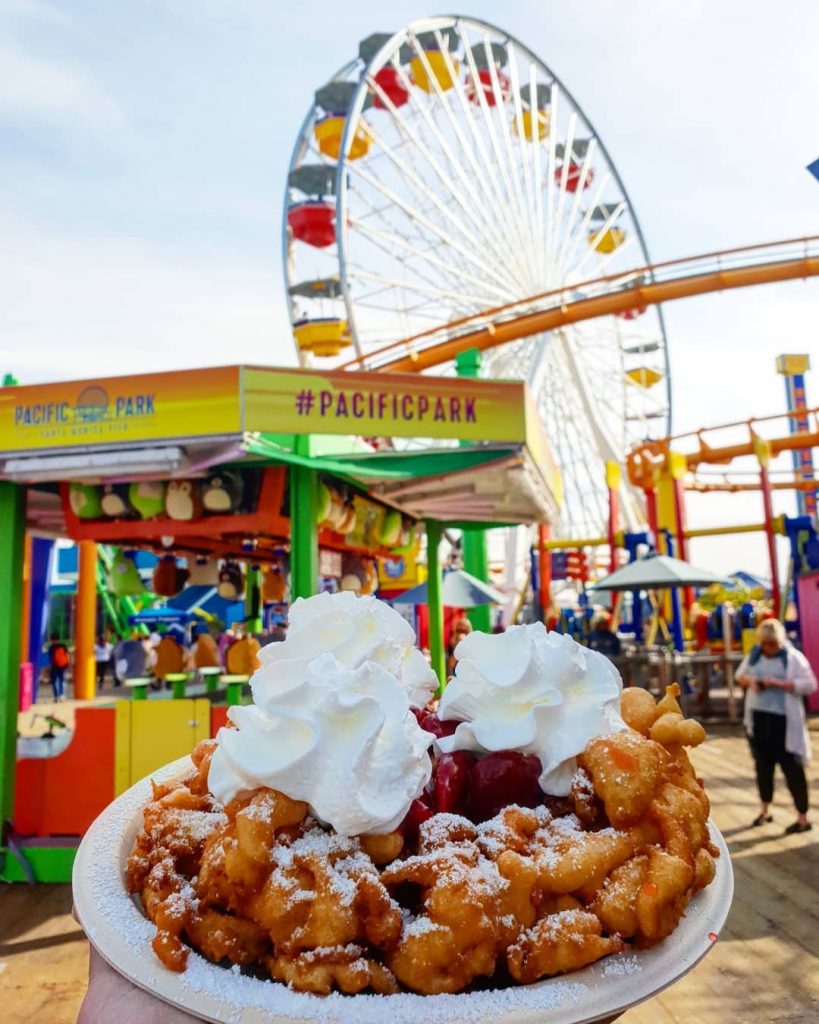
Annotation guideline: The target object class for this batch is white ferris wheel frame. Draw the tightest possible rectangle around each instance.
[282,15,672,538]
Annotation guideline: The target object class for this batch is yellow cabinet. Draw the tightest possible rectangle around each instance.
[115,698,210,794]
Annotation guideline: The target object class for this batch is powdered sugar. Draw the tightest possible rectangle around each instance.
[74,756,733,1024]
[602,954,642,977]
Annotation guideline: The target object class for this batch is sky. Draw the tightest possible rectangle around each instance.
[2,0,818,574]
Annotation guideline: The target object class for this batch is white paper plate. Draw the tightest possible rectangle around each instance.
[73,756,733,1024]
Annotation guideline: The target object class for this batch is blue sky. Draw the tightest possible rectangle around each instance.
[2,0,818,571]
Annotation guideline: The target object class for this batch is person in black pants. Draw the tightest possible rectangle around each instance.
[737,618,816,835]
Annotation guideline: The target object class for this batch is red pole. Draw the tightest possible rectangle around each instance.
[644,486,659,543]
[606,461,620,575]
[538,523,552,623]
[759,463,781,615]
[673,475,694,611]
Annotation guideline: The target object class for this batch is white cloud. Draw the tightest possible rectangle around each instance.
[0,41,122,127]
[2,215,296,381]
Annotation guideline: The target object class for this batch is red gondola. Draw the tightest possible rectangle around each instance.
[287,200,336,248]
[372,66,410,109]
[466,68,510,106]
[558,162,594,193]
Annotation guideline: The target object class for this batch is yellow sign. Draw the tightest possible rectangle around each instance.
[378,548,424,590]
[0,367,241,454]
[242,366,528,443]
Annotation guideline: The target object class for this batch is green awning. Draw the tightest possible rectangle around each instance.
[242,433,515,480]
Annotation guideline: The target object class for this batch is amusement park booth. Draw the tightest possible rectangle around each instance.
[0,363,561,881]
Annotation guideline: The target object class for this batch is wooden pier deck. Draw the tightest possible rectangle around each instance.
[1,719,816,1024]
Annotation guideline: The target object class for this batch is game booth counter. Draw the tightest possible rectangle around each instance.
[0,363,562,882]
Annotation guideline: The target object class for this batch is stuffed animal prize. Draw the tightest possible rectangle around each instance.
[69,482,102,519]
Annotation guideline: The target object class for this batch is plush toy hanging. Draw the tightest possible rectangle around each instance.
[152,555,189,597]
[340,552,366,593]
[337,502,357,535]
[69,482,102,519]
[100,483,132,518]
[191,628,220,669]
[225,634,261,676]
[380,509,403,548]
[391,518,416,554]
[315,481,332,525]
[154,633,186,681]
[360,558,379,596]
[165,480,203,521]
[129,480,166,519]
[262,563,287,603]
[201,470,244,514]
[217,560,245,600]
[187,556,220,587]
[108,549,143,596]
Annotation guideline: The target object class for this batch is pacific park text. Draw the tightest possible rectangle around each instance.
[295,388,478,424]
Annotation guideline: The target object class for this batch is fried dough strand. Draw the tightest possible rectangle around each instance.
[126,687,718,993]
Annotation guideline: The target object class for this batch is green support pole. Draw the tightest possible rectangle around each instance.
[455,349,492,633]
[0,482,25,841]
[245,566,263,633]
[289,435,318,600]
[425,519,446,687]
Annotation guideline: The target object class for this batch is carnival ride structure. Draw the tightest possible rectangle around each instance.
[284,15,671,539]
[283,14,819,544]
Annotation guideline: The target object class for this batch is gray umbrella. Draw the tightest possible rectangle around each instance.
[590,554,728,592]
[392,569,506,608]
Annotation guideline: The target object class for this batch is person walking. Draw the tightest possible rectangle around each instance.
[588,612,622,659]
[47,632,70,702]
[736,618,816,834]
[95,634,114,689]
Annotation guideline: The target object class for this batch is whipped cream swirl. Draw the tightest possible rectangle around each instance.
[259,590,438,709]
[437,623,626,796]
[208,594,435,835]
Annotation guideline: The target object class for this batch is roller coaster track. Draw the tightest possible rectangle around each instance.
[339,236,819,374]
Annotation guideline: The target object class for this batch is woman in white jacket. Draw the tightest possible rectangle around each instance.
[737,618,816,834]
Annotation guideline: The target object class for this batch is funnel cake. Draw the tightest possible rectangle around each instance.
[127,645,717,997]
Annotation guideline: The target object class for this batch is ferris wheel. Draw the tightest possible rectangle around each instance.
[282,16,671,539]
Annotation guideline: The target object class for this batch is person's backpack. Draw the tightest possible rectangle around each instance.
[53,645,70,669]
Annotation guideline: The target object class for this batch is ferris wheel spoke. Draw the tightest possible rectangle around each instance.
[348,135,523,293]
[550,110,580,268]
[365,66,531,280]
[544,361,608,534]
[347,162,519,294]
[452,29,540,284]
[359,120,524,292]
[569,232,638,284]
[550,137,599,272]
[552,167,615,282]
[503,50,542,278]
[348,215,519,305]
[347,267,507,308]
[386,54,530,279]
[405,30,534,277]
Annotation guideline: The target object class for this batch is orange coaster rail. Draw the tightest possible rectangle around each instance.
[340,236,819,374]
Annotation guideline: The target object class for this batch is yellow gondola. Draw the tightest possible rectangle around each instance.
[589,226,626,253]
[513,108,549,141]
[293,318,351,358]
[313,115,371,161]
[626,367,663,388]
[410,51,459,93]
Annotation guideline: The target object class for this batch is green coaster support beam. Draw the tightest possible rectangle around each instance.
[455,348,492,633]
[0,482,25,848]
[289,434,318,600]
[425,519,446,686]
